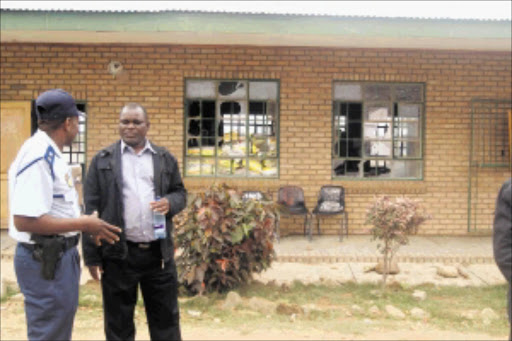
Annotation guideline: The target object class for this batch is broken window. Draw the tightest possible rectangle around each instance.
[332,82,423,179]
[184,80,279,177]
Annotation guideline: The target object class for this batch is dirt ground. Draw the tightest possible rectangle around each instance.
[1,296,508,341]
[1,253,509,340]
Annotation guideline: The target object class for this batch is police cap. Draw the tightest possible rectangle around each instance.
[36,89,86,121]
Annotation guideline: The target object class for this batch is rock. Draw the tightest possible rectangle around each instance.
[290,313,297,322]
[187,310,202,317]
[410,307,430,320]
[222,291,242,310]
[368,305,380,317]
[457,265,471,279]
[214,318,221,323]
[461,309,478,320]
[412,290,427,301]
[375,259,400,275]
[481,308,498,325]
[301,303,322,315]
[385,305,405,319]
[351,304,363,314]
[247,297,277,314]
[276,302,304,315]
[436,265,459,278]
[363,318,373,324]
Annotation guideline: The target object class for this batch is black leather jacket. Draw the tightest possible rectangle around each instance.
[82,140,187,266]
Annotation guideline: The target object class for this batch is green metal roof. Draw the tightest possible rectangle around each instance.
[1,10,510,50]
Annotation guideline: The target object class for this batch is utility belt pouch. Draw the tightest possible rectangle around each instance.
[30,234,65,280]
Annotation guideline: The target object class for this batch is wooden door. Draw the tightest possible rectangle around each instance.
[1,102,32,229]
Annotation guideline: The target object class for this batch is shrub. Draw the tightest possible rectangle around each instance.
[174,183,277,295]
[365,196,431,287]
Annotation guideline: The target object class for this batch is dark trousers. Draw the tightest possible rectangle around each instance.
[101,242,181,341]
[15,244,80,341]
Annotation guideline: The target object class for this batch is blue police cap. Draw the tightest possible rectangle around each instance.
[36,89,86,120]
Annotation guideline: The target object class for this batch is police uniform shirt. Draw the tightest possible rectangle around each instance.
[8,129,80,244]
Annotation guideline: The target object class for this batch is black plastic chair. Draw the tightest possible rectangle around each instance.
[242,191,280,242]
[276,186,313,241]
[312,185,348,241]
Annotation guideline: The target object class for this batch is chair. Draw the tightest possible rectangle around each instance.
[276,186,313,241]
[312,185,348,241]
[242,191,280,242]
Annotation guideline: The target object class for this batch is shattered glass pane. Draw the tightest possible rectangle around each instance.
[364,84,391,101]
[249,82,278,100]
[186,80,216,99]
[395,84,423,102]
[334,83,362,101]
[218,81,247,99]
[363,160,391,177]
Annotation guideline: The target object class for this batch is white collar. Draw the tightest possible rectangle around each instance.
[121,139,156,155]
[35,129,62,158]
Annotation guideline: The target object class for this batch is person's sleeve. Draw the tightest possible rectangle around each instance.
[164,153,187,218]
[11,156,52,218]
[82,154,102,266]
[493,179,512,284]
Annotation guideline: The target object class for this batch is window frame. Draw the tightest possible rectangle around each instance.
[183,78,280,179]
[332,81,425,180]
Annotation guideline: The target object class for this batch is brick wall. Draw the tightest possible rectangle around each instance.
[1,43,511,235]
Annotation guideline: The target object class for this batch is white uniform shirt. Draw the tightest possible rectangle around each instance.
[8,130,80,243]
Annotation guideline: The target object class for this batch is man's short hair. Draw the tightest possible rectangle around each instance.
[120,103,148,122]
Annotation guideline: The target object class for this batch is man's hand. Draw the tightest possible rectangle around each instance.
[82,212,121,245]
[150,197,170,215]
[88,265,103,281]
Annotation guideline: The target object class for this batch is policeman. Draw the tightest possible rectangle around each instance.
[8,89,122,341]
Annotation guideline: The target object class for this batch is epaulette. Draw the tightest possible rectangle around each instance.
[43,145,56,180]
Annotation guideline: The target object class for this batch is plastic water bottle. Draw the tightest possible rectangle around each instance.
[153,196,166,240]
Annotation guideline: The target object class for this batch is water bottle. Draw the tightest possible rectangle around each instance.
[153,196,166,240]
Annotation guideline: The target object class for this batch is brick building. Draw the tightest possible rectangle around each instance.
[1,9,511,235]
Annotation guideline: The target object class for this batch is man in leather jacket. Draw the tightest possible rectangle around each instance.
[83,103,186,341]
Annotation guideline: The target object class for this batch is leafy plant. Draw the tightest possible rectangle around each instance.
[365,196,431,288]
[174,183,278,295]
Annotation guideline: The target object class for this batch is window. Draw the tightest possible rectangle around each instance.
[332,82,423,179]
[184,80,279,177]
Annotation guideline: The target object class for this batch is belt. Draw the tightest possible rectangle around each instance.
[126,240,160,250]
[20,235,80,252]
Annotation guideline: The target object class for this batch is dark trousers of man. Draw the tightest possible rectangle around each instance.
[101,241,181,341]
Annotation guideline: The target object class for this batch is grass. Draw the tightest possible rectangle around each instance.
[5,280,509,338]
[176,280,510,337]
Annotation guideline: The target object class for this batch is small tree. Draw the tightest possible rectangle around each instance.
[173,183,277,295]
[365,196,431,288]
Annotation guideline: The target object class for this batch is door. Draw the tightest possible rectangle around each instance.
[1,102,32,229]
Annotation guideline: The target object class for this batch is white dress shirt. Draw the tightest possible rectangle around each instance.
[121,139,157,242]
